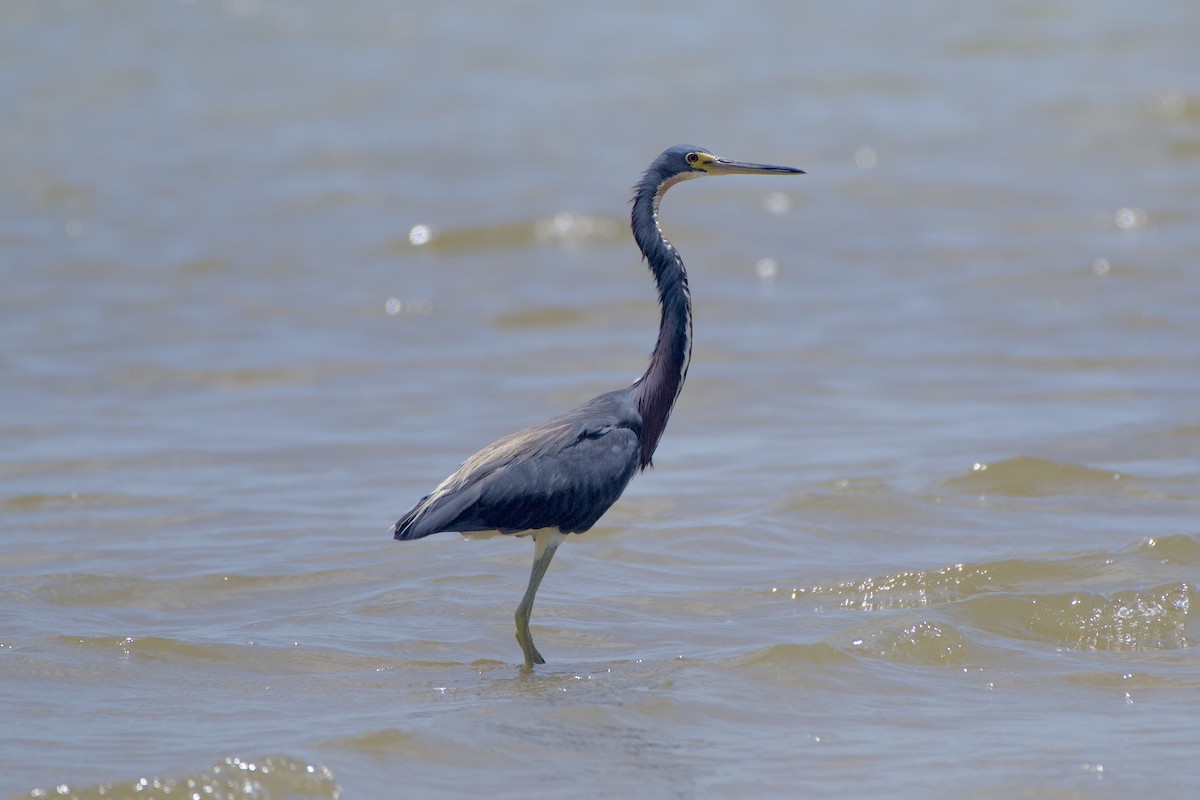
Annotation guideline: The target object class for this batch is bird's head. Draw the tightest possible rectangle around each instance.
[630,144,805,259]
[647,144,805,190]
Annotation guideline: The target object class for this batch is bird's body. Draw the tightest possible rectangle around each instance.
[392,145,803,669]
[393,388,642,539]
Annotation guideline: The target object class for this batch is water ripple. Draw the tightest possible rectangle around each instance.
[780,539,1196,653]
[18,755,339,800]
[943,456,1131,498]
[957,582,1193,653]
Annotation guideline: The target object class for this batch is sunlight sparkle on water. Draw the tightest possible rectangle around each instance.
[533,211,620,244]
[408,223,435,245]
[854,145,878,169]
[385,297,432,316]
[1114,207,1147,230]
[755,257,779,281]
[1154,90,1186,117]
[762,191,791,214]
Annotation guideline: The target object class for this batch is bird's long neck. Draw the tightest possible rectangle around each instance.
[631,176,694,469]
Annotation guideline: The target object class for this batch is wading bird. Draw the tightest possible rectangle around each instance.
[391,145,803,669]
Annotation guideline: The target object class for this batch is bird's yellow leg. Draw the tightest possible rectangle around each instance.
[515,530,565,670]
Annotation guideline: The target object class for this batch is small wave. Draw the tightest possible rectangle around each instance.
[957,582,1193,652]
[55,634,390,674]
[1132,534,1200,566]
[32,570,364,610]
[785,557,1102,612]
[17,755,339,800]
[732,641,851,669]
[114,362,368,391]
[387,212,622,254]
[777,538,1196,653]
[0,492,136,512]
[942,456,1130,498]
[833,617,985,666]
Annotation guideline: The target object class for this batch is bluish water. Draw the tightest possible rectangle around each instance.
[2,1,1199,798]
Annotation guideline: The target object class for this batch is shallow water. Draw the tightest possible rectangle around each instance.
[3,0,1199,797]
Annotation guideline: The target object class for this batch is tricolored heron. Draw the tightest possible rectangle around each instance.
[391,145,804,669]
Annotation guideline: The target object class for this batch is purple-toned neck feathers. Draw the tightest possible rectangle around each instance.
[629,154,697,468]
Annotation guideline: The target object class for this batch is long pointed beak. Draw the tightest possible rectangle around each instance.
[706,156,805,176]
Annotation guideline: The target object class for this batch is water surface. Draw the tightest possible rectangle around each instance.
[2,1,1199,797]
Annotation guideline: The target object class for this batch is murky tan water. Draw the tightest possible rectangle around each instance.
[3,1,1199,798]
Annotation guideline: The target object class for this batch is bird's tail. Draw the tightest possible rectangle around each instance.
[391,475,487,541]
[390,495,432,540]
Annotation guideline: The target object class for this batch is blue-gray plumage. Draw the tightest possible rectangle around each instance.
[391,145,803,669]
